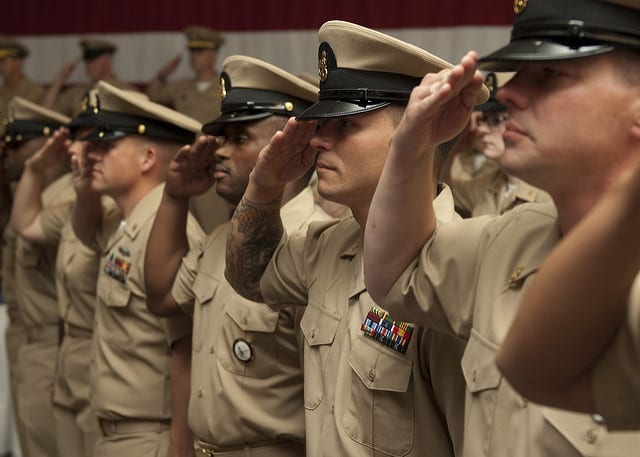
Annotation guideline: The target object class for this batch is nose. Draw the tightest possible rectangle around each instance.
[309,121,332,152]
[86,146,102,162]
[213,139,231,160]
[496,71,527,111]
[67,140,86,156]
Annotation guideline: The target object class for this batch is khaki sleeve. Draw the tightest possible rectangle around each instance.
[40,202,73,243]
[260,230,311,309]
[592,292,640,430]
[384,216,489,337]
[170,244,201,318]
[164,312,193,347]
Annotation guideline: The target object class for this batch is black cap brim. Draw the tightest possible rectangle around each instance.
[202,111,273,136]
[297,100,390,120]
[82,129,128,142]
[478,38,615,72]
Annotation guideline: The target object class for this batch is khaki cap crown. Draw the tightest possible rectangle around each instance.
[3,97,70,143]
[202,55,318,135]
[185,25,225,50]
[479,0,640,71]
[299,20,488,119]
[0,36,29,59]
[80,38,117,61]
[83,81,202,144]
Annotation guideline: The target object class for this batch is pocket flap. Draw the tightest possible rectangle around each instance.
[101,282,132,308]
[461,329,502,393]
[349,336,412,392]
[224,297,279,333]
[300,303,340,346]
[192,274,219,304]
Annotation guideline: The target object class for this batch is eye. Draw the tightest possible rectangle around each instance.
[228,133,250,145]
[339,118,354,129]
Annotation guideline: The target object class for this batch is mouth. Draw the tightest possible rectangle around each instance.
[316,157,335,172]
[504,121,527,138]
[213,165,230,180]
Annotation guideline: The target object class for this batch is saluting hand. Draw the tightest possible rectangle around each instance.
[248,117,317,201]
[165,134,219,198]
[26,127,70,176]
[391,51,485,161]
[159,54,182,80]
[70,136,97,198]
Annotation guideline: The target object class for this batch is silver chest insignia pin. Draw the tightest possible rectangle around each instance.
[233,339,254,363]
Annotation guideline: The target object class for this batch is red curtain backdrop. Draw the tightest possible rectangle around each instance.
[1,0,515,35]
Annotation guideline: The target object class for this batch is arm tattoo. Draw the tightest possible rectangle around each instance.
[225,195,283,301]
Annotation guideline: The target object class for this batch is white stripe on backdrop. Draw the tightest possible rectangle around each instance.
[19,26,511,85]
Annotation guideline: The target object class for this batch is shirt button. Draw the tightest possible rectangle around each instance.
[368,369,376,382]
[586,429,597,444]
[311,328,316,339]
[472,369,477,383]
[242,317,248,325]
[198,389,203,398]
[209,346,214,354]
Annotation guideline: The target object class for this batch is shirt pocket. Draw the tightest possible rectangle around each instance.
[461,328,503,446]
[343,335,414,456]
[216,295,281,379]
[299,303,340,410]
[96,279,133,345]
[192,274,219,352]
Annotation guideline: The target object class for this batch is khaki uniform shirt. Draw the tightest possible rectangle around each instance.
[592,276,640,431]
[449,149,501,184]
[15,173,75,333]
[40,197,119,331]
[2,226,19,321]
[91,184,203,420]
[189,186,232,234]
[150,78,221,123]
[387,201,640,456]
[55,77,137,117]
[171,187,329,446]
[0,76,46,123]
[451,169,554,217]
[259,188,467,457]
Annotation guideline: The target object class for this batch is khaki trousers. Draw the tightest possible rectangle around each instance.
[94,425,169,457]
[5,323,29,457]
[53,333,100,457]
[16,340,59,457]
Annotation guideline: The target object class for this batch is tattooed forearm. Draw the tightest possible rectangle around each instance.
[225,195,283,301]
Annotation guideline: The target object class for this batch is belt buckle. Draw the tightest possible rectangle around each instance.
[194,444,214,457]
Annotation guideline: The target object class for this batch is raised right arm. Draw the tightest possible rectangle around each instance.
[70,139,103,248]
[145,136,217,317]
[10,129,69,243]
[364,51,484,304]
[496,155,640,412]
[225,118,317,301]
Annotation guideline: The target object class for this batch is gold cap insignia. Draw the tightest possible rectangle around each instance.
[43,126,51,136]
[318,50,328,82]
[137,124,146,134]
[98,131,105,138]
[220,77,227,100]
[284,101,294,112]
[513,0,528,14]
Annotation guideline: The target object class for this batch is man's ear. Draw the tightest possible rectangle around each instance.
[139,144,158,174]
